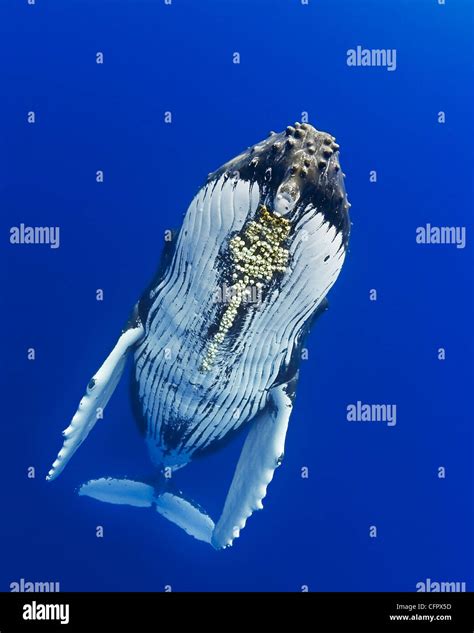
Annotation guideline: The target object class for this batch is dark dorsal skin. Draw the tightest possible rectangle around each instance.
[208,124,350,244]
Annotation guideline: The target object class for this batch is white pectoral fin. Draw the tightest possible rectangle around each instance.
[46,321,144,482]
[211,381,293,549]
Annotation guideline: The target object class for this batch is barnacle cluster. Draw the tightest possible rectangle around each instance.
[201,205,290,370]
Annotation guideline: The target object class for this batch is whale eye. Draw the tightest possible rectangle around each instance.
[87,378,96,392]
[274,191,295,215]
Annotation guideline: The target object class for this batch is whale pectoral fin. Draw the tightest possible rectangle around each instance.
[211,380,294,549]
[78,477,215,544]
[46,317,144,482]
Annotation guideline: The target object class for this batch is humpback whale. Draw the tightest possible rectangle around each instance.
[46,122,351,549]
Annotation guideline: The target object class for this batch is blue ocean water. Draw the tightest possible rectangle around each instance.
[1,0,473,592]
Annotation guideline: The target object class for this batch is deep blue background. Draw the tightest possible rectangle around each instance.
[1,0,472,592]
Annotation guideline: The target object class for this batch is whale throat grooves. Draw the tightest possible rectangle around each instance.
[201,204,291,370]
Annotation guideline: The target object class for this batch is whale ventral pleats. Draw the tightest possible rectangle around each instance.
[201,205,291,370]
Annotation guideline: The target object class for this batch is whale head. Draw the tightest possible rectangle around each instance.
[209,122,351,246]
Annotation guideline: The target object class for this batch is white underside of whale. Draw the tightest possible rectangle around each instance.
[46,172,345,548]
